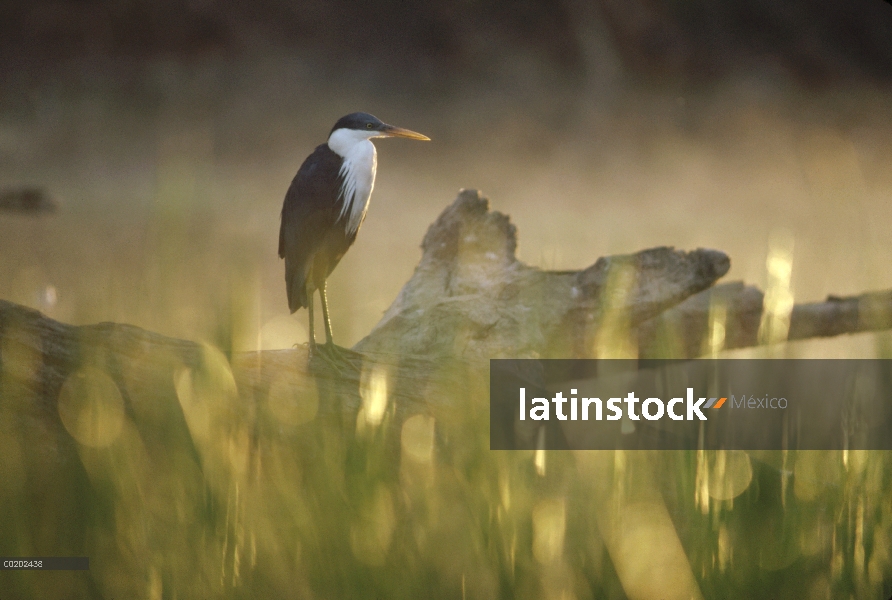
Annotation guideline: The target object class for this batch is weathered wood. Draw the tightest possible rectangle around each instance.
[638,283,892,358]
[357,189,731,359]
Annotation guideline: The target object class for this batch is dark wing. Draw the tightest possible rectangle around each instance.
[279,144,350,313]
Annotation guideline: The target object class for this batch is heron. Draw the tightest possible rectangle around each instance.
[278,112,429,361]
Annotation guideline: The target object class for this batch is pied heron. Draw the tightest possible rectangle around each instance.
[278,112,429,359]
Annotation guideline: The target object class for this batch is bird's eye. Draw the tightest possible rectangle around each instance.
[366,123,374,129]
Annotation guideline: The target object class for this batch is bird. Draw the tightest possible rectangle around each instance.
[278,112,429,361]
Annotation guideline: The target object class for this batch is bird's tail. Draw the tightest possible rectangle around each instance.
[285,260,310,313]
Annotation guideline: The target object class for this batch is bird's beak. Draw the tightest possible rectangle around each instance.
[380,124,430,141]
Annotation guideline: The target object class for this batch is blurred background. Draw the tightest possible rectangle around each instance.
[3,2,892,599]
[2,0,892,353]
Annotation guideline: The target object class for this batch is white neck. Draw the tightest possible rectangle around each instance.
[327,128,380,157]
[327,128,379,236]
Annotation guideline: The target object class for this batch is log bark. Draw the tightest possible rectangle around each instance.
[637,282,892,358]
[356,189,731,359]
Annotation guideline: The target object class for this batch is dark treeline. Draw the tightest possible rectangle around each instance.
[2,0,892,86]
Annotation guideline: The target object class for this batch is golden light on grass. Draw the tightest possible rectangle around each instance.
[595,262,638,359]
[855,498,866,578]
[706,297,728,356]
[534,426,547,477]
[717,525,732,572]
[57,367,125,448]
[149,566,162,600]
[0,421,25,498]
[808,575,833,600]
[843,448,869,476]
[357,367,389,432]
[794,451,841,502]
[757,525,801,572]
[701,450,753,501]
[600,501,704,600]
[758,229,795,347]
[499,471,511,511]
[350,484,395,566]
[401,414,435,463]
[400,414,436,491]
[64,408,163,598]
[0,324,41,389]
[267,372,318,426]
[694,447,710,514]
[868,522,891,588]
[0,329,42,503]
[799,509,833,558]
[174,343,249,484]
[532,498,566,565]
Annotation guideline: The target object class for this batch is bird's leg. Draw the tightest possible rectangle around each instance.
[306,288,317,352]
[305,286,348,372]
[314,281,359,368]
[319,281,335,347]
[303,286,335,368]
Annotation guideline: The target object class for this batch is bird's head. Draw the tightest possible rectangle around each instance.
[328,112,430,148]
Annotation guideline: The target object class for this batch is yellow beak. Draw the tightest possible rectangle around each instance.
[380,124,430,141]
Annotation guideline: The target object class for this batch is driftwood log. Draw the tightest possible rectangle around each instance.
[2,189,892,599]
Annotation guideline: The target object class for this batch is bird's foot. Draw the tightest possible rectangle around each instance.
[308,341,360,374]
